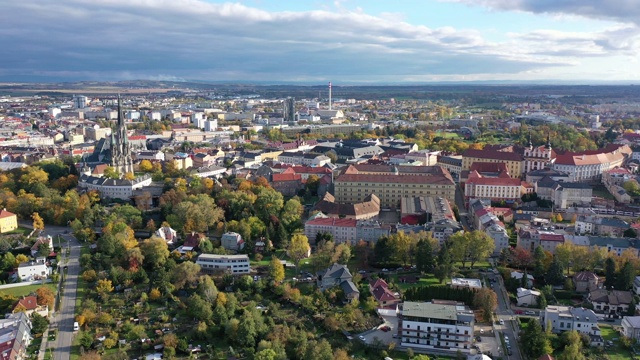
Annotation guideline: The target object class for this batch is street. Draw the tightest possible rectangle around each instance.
[454,185,472,230]
[490,271,523,360]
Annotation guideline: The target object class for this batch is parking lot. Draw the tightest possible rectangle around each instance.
[358,313,398,345]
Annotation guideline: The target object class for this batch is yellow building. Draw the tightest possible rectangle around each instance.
[0,208,18,233]
[334,165,456,209]
[462,149,524,178]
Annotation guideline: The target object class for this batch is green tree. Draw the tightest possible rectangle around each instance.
[1,253,16,270]
[623,180,640,195]
[546,257,564,286]
[281,198,303,232]
[288,234,310,268]
[538,292,548,309]
[103,166,120,179]
[467,230,495,267]
[187,294,212,321]
[624,228,638,238]
[237,310,257,347]
[415,238,435,273]
[617,261,635,290]
[558,331,586,360]
[30,313,49,335]
[140,236,170,269]
[434,241,454,283]
[254,349,277,360]
[521,319,552,359]
[171,261,201,290]
[533,245,548,279]
[604,257,617,289]
[197,275,218,303]
[268,256,285,284]
[274,222,289,249]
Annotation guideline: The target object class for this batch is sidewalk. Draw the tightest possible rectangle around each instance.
[37,327,49,360]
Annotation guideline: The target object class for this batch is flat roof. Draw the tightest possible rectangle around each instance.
[402,301,468,320]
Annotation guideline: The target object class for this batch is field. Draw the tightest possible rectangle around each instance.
[600,325,633,360]
[0,283,56,298]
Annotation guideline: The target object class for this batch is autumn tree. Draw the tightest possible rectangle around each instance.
[31,212,44,231]
[473,288,497,322]
[36,286,55,309]
[103,166,120,179]
[95,279,114,299]
[288,234,310,268]
[171,261,201,290]
[140,236,170,270]
[268,256,285,284]
[139,159,153,172]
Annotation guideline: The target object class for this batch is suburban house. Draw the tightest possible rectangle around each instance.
[517,287,541,307]
[542,306,602,346]
[11,296,48,318]
[0,208,18,233]
[634,276,640,296]
[316,263,359,302]
[574,272,599,293]
[17,258,49,281]
[621,316,640,341]
[30,235,54,257]
[450,278,482,291]
[588,289,633,315]
[511,271,534,287]
[369,278,400,307]
[221,232,244,251]
[155,225,178,246]
[0,312,32,360]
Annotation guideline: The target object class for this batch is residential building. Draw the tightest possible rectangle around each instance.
[277,151,331,167]
[588,236,640,257]
[461,149,524,178]
[0,208,17,234]
[621,316,640,341]
[575,216,630,236]
[11,296,48,318]
[574,272,599,293]
[517,287,541,307]
[400,196,455,224]
[135,151,165,161]
[355,220,393,244]
[190,165,227,178]
[485,223,509,255]
[398,301,475,354]
[271,172,302,197]
[517,227,566,253]
[196,254,250,275]
[221,232,244,251]
[316,263,359,302]
[17,258,49,281]
[535,176,592,209]
[369,278,400,307]
[304,217,357,245]
[542,306,601,340]
[0,312,32,360]
[633,276,640,296]
[511,271,534,287]
[155,225,178,246]
[450,278,482,291]
[334,164,456,209]
[525,168,570,184]
[437,155,462,177]
[552,144,632,182]
[588,289,633,315]
[30,235,54,257]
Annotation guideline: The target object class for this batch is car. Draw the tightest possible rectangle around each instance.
[476,336,482,342]
[508,350,513,356]
[605,318,616,323]
[525,311,536,315]
[358,335,366,341]
[392,333,398,338]
[382,268,389,272]
[499,319,505,325]
[515,310,523,315]
[480,329,484,334]
[358,270,367,274]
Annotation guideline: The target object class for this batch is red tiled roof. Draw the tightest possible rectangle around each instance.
[291,166,332,175]
[305,218,357,227]
[372,285,397,302]
[272,173,302,182]
[466,176,521,186]
[0,209,16,219]
[15,296,38,311]
[540,234,564,242]
[128,135,146,140]
[369,278,389,289]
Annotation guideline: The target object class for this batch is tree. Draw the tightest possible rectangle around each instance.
[538,292,548,309]
[434,241,454,283]
[521,319,552,359]
[15,254,29,265]
[623,180,640,195]
[103,166,120,179]
[533,246,548,279]
[473,288,497,322]
[140,236,170,269]
[139,159,153,172]
[187,294,213,321]
[274,222,289,249]
[171,261,201,290]
[415,238,435,273]
[30,312,49,335]
[31,212,44,231]
[288,234,310,268]
[414,355,431,360]
[95,279,114,298]
[254,349,278,360]
[467,231,495,267]
[268,256,285,284]
[36,286,55,309]
[624,228,637,238]
[281,198,303,232]
[558,331,586,360]
[305,175,320,196]
[617,261,635,290]
[1,253,16,270]
[546,257,565,286]
[605,257,617,289]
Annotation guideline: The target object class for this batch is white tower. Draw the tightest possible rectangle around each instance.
[329,82,332,110]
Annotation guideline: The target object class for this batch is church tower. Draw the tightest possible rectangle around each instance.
[109,96,135,176]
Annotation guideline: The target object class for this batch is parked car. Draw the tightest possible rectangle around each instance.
[476,336,482,342]
[525,311,536,315]
[358,335,366,341]
[499,319,505,325]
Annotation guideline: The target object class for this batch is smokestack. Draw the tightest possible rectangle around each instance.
[329,81,332,110]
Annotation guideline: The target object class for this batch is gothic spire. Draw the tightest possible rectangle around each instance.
[545,132,551,149]
[528,130,533,148]
[117,94,124,128]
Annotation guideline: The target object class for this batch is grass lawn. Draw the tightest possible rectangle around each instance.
[391,272,441,291]
[4,226,32,236]
[434,131,460,139]
[0,283,56,298]
[593,185,615,200]
[600,325,633,360]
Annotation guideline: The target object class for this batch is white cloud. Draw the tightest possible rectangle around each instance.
[0,0,637,81]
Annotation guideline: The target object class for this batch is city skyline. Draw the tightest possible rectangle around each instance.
[2,0,639,83]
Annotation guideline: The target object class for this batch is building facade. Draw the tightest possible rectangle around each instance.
[196,254,250,275]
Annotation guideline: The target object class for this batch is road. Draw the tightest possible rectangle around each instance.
[36,225,82,360]
[454,185,472,230]
[490,272,523,360]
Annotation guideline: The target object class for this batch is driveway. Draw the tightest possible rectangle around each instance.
[358,313,398,345]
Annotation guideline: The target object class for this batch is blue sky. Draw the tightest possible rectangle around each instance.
[1,0,639,83]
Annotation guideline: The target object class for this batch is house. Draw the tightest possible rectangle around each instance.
[17,258,49,281]
[0,208,17,233]
[30,235,54,257]
[621,316,640,341]
[517,287,541,307]
[542,306,602,346]
[574,272,599,293]
[511,271,534,287]
[633,276,640,296]
[221,232,244,251]
[316,263,359,302]
[183,232,206,249]
[588,289,633,315]
[312,192,380,220]
[155,226,178,246]
[369,279,400,307]
[12,296,48,318]
[398,301,475,354]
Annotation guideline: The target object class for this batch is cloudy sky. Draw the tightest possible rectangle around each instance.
[1,0,639,83]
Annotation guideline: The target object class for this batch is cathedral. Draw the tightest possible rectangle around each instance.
[109,96,134,175]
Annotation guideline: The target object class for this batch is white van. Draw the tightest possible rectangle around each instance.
[73,322,79,331]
